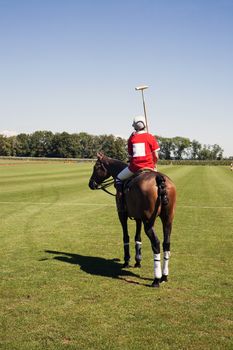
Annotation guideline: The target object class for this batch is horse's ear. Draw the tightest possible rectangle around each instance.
[97,152,104,160]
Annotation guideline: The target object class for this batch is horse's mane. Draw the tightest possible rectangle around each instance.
[107,156,127,167]
[101,154,128,177]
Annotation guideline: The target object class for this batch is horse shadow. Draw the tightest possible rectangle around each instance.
[44,250,149,284]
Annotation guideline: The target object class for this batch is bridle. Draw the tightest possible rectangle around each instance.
[91,159,116,196]
[96,178,116,196]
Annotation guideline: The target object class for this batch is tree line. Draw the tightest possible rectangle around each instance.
[0,131,225,160]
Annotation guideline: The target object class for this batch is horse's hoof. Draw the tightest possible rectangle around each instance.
[134,261,141,268]
[160,275,168,283]
[122,262,130,268]
[151,278,160,288]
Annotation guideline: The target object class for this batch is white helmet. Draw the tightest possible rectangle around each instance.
[132,115,146,131]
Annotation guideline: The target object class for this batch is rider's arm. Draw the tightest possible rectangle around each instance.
[152,150,159,171]
[127,135,133,159]
[152,150,159,163]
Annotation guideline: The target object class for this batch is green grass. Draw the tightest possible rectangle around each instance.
[0,161,233,349]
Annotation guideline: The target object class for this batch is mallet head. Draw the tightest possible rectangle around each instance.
[135,85,149,91]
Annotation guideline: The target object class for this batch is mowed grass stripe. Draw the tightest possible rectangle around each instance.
[0,163,96,206]
[1,162,233,350]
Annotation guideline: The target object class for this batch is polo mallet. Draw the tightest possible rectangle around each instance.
[135,85,149,132]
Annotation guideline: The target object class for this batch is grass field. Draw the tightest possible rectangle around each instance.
[0,161,233,350]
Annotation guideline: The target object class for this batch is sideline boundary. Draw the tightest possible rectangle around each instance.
[0,201,232,209]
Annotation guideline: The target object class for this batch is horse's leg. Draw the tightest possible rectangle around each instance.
[160,219,173,283]
[118,211,130,268]
[160,182,176,283]
[144,222,161,288]
[134,219,142,268]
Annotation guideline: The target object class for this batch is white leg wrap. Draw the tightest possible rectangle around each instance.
[135,241,142,261]
[162,251,171,276]
[154,253,162,279]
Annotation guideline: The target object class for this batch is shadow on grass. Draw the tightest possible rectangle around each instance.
[44,250,152,286]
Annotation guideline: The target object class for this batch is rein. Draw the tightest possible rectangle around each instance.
[96,178,116,197]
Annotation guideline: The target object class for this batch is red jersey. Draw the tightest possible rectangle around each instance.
[128,131,160,172]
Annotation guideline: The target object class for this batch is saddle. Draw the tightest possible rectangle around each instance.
[115,169,155,214]
[123,168,156,192]
[123,169,169,206]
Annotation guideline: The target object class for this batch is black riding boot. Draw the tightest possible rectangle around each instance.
[115,182,125,213]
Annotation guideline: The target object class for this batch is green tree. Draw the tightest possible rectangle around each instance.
[97,135,127,161]
[211,144,223,160]
[0,130,224,161]
[15,133,31,156]
[190,139,202,159]
[51,132,76,158]
[113,137,127,161]
[29,131,54,157]
[197,144,223,160]
[77,132,97,158]
[0,135,12,156]
[198,145,212,160]
[173,137,191,160]
[156,136,174,160]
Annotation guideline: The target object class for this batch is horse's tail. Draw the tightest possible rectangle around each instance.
[145,173,168,228]
[156,173,169,206]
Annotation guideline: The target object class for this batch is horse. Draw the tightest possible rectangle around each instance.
[88,152,176,288]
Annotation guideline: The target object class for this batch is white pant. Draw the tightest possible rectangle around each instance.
[117,167,134,182]
[117,166,157,183]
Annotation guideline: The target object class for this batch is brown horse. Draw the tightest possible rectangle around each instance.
[88,152,176,287]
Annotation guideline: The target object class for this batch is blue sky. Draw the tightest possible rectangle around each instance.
[0,0,232,156]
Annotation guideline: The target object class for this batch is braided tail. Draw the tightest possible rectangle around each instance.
[156,174,169,206]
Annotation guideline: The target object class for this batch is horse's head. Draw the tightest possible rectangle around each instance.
[88,152,111,190]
